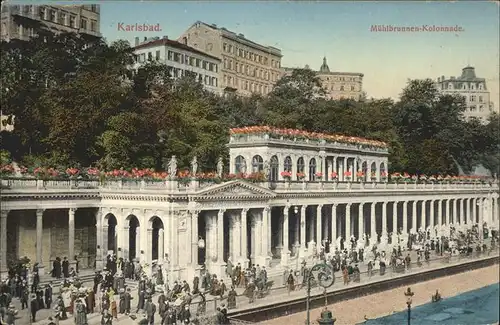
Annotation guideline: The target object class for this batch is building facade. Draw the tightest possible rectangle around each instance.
[177,21,283,96]
[283,58,364,100]
[131,37,221,94]
[435,66,494,123]
[1,130,498,282]
[1,4,101,41]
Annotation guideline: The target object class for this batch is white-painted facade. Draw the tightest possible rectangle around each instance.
[131,37,221,95]
[435,66,495,123]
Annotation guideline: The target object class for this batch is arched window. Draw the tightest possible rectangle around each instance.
[269,155,279,182]
[235,155,246,174]
[297,157,305,173]
[309,158,316,181]
[252,155,264,173]
[284,156,292,172]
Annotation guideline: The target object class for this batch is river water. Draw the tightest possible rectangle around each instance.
[362,283,500,325]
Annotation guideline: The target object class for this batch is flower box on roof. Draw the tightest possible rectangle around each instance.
[230,126,388,149]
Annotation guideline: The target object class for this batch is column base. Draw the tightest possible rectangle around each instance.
[37,266,45,277]
[214,261,227,280]
[95,258,104,271]
[255,255,271,268]
[280,250,290,268]
[236,257,250,270]
[0,269,9,281]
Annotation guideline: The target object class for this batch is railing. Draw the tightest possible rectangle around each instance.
[199,247,500,319]
[0,177,498,193]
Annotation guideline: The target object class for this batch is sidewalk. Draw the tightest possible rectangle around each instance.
[18,246,497,325]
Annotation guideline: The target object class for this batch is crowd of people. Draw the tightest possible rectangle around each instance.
[1,224,497,325]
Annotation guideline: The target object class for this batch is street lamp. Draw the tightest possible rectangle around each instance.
[404,287,414,325]
[305,263,336,325]
[294,206,299,214]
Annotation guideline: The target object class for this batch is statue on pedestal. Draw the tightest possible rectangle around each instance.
[167,156,178,178]
[190,156,198,176]
[216,157,224,178]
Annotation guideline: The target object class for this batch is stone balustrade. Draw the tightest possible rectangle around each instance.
[1,177,498,192]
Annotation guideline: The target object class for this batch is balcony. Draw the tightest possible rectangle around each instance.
[1,177,497,194]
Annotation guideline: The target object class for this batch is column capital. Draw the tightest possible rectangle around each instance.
[189,209,200,216]
[241,208,249,215]
[263,206,271,213]
[36,209,44,217]
[331,203,338,208]
[69,208,77,215]
[218,209,226,217]
[346,203,352,207]
[317,204,323,209]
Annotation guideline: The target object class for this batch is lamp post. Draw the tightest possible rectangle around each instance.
[404,287,414,325]
[305,263,336,325]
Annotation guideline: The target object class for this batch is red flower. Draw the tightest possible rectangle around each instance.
[344,171,352,177]
[281,171,292,178]
[330,172,338,178]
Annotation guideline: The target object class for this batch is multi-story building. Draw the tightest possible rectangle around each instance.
[435,66,494,123]
[0,4,100,41]
[177,21,283,96]
[131,36,221,94]
[283,57,364,100]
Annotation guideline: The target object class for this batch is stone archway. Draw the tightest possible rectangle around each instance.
[104,214,117,254]
[370,162,377,180]
[149,216,164,262]
[126,215,140,261]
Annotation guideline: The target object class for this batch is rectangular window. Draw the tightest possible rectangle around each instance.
[80,18,87,30]
[168,51,174,61]
[155,50,160,60]
[195,59,201,67]
[90,20,97,32]
[91,4,98,12]
[148,52,152,61]
[39,7,46,20]
[470,95,476,102]
[59,13,66,25]
[50,10,56,22]
[69,15,76,28]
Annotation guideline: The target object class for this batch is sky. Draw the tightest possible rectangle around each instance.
[13,1,500,109]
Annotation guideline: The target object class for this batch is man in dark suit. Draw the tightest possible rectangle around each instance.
[62,257,69,278]
[44,283,53,309]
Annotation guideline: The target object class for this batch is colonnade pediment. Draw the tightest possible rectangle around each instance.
[193,180,277,201]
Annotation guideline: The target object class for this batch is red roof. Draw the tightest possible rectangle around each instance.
[132,38,220,61]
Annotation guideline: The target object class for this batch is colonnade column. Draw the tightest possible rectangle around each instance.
[370,203,376,240]
[204,214,213,267]
[262,207,271,264]
[102,222,109,258]
[281,206,290,267]
[332,158,337,180]
[316,205,323,254]
[331,204,337,251]
[95,209,103,270]
[300,206,306,256]
[191,211,199,267]
[240,209,248,266]
[421,201,426,231]
[158,229,164,264]
[381,201,387,244]
[412,201,417,233]
[479,198,484,243]
[392,201,398,243]
[68,208,76,264]
[464,198,472,227]
[459,198,464,225]
[135,225,141,262]
[472,198,478,224]
[402,201,408,234]
[445,199,451,225]
[0,210,8,277]
[36,209,44,273]
[430,200,435,230]
[217,210,225,269]
[453,199,458,225]
[345,203,352,247]
[358,203,364,240]
[122,226,130,261]
[493,195,499,224]
[438,200,443,229]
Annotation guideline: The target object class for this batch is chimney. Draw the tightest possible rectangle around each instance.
[163,35,168,39]
[144,37,147,42]
[135,37,139,46]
